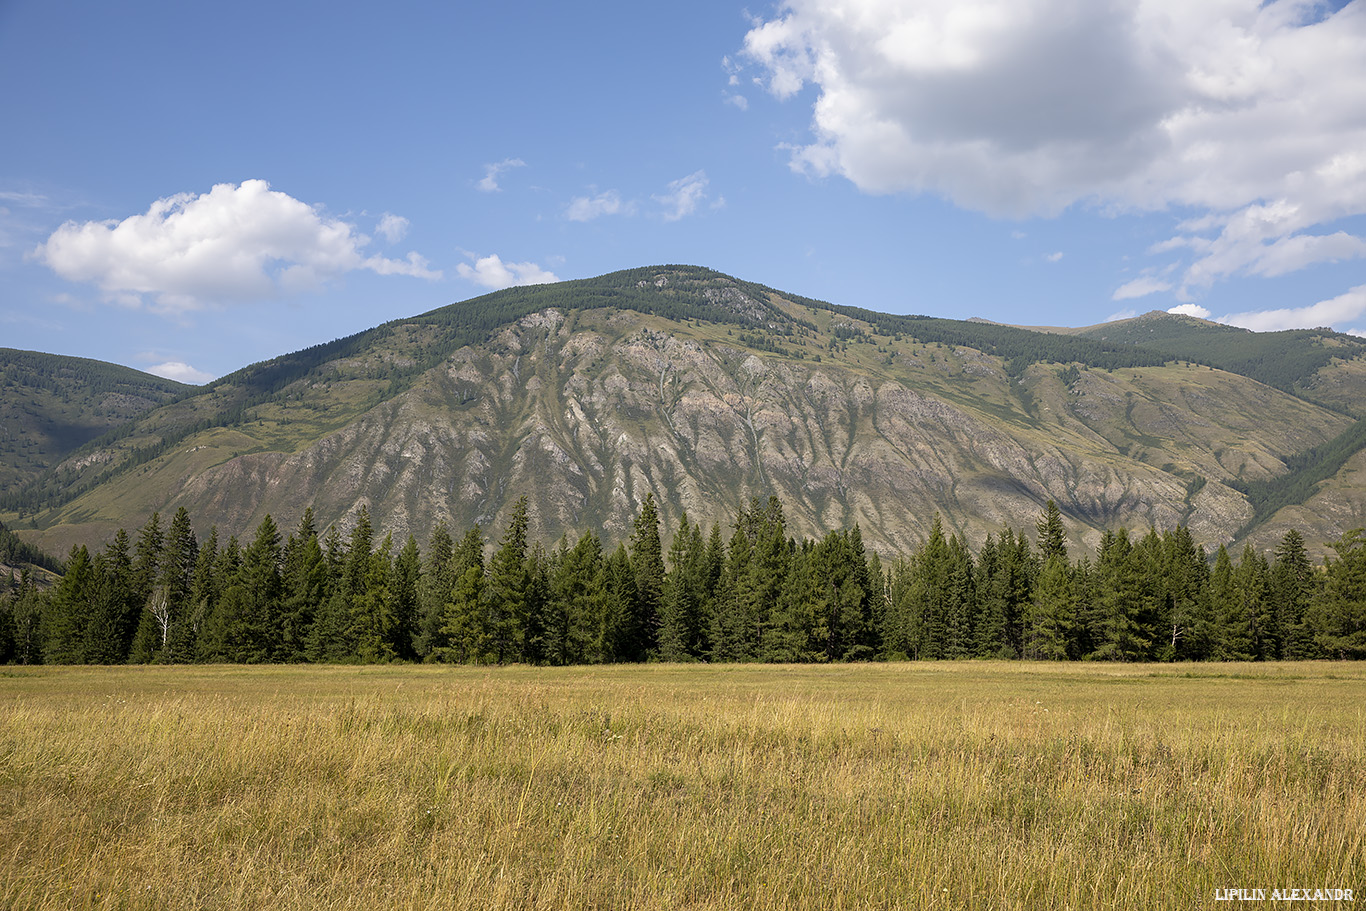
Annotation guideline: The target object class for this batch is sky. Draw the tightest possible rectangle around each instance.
[2,0,1365,384]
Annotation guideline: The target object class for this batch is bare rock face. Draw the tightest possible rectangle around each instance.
[23,268,1365,562]
[102,305,1346,559]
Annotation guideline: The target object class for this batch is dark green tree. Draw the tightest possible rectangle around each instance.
[487,497,530,663]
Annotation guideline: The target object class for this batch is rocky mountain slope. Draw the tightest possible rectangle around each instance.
[5,267,1366,560]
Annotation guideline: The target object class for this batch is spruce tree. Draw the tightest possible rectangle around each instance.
[1210,544,1253,660]
[626,493,665,660]
[487,497,530,663]
[1313,528,1366,659]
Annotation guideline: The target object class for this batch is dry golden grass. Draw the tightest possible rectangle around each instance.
[1,662,1362,909]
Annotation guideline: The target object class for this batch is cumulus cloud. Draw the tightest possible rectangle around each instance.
[742,0,1366,302]
[654,171,713,221]
[566,190,628,222]
[1113,275,1174,300]
[375,212,409,243]
[1045,251,1063,263]
[1167,303,1212,319]
[456,253,560,291]
[1215,284,1366,332]
[147,361,215,384]
[32,180,440,314]
[477,158,526,193]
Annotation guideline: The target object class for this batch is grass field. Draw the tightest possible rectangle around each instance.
[1,662,1362,909]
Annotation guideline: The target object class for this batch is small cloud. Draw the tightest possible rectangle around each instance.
[566,190,628,222]
[147,361,215,384]
[1112,276,1173,301]
[1106,308,1139,322]
[456,253,559,291]
[1045,251,1063,263]
[477,158,526,193]
[363,251,441,279]
[375,213,409,243]
[1167,304,1211,319]
[654,171,712,222]
[1347,328,1366,338]
[1010,230,1027,240]
[724,92,749,110]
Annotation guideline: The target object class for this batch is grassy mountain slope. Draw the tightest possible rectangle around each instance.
[5,267,1360,559]
[1073,311,1366,410]
[0,349,190,496]
[6,267,1366,558]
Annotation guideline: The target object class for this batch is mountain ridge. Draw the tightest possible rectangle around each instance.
[5,265,1366,561]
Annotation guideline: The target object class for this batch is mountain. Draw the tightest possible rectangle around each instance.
[5,266,1366,561]
[0,349,190,494]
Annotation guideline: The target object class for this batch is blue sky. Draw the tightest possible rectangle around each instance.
[2,0,1365,383]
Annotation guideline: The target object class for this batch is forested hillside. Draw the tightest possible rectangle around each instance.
[4,496,1363,666]
[0,349,189,495]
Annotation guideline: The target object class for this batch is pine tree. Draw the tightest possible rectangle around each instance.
[1161,526,1213,660]
[1236,544,1274,660]
[626,493,665,661]
[1089,530,1152,661]
[658,514,706,661]
[43,545,94,664]
[389,535,421,661]
[280,510,326,662]
[238,514,283,662]
[415,522,455,660]
[547,532,604,665]
[1272,529,1317,659]
[1313,528,1366,659]
[1210,544,1253,660]
[487,497,530,663]
[440,527,488,663]
[1035,499,1068,563]
[1024,554,1073,660]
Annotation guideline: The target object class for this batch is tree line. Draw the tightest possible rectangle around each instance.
[3,496,1364,665]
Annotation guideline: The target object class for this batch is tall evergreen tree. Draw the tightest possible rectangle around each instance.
[416,522,455,660]
[440,527,488,663]
[487,497,530,663]
[1271,529,1317,659]
[626,493,665,661]
[1210,544,1253,660]
[1035,499,1068,563]
[1024,554,1073,659]
[1313,528,1366,659]
[390,535,422,661]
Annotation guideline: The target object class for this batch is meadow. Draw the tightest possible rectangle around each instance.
[1,662,1362,909]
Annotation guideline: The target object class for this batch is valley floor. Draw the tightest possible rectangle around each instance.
[1,662,1362,909]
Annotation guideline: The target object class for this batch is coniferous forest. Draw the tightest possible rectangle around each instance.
[2,495,1364,665]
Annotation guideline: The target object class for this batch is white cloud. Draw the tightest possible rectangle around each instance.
[654,171,712,222]
[742,0,1366,300]
[1045,251,1063,263]
[724,92,749,110]
[566,190,628,222]
[32,180,441,314]
[375,213,409,243]
[1106,308,1140,322]
[1112,276,1174,300]
[147,361,215,384]
[1347,327,1366,338]
[1215,283,1366,332]
[1167,303,1211,319]
[477,158,526,193]
[456,253,560,291]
